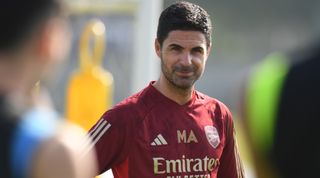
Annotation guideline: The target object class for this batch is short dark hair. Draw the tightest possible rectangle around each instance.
[0,0,63,53]
[157,1,212,48]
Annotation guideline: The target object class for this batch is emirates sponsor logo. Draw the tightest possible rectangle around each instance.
[204,126,220,149]
[153,155,219,175]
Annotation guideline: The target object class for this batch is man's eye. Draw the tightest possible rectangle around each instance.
[193,48,204,54]
[171,46,181,51]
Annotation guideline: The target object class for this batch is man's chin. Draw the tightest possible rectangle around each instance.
[172,80,195,90]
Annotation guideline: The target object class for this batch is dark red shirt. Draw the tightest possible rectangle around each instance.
[89,82,244,178]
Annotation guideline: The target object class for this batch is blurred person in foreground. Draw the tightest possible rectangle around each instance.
[0,0,97,177]
[241,39,320,178]
[88,1,244,178]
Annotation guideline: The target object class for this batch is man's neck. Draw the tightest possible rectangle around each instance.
[0,62,36,114]
[152,79,194,105]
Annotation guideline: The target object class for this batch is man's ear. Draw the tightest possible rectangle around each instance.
[154,38,161,58]
[207,43,212,57]
[36,18,70,64]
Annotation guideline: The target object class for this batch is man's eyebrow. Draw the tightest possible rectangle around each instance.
[192,46,205,50]
[168,43,184,48]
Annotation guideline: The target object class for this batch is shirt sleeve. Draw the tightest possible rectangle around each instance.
[88,108,134,175]
[217,109,245,178]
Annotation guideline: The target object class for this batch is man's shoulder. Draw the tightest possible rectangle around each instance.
[195,90,232,119]
[195,91,223,107]
[114,87,150,111]
[101,87,152,122]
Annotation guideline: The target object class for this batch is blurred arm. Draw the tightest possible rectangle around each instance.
[31,123,98,178]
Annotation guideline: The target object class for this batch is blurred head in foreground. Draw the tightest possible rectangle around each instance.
[241,39,320,178]
[0,0,97,177]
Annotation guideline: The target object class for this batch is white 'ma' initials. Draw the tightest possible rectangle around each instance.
[177,130,198,143]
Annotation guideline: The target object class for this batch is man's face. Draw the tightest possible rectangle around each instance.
[155,30,211,90]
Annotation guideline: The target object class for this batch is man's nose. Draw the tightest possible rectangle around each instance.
[180,52,192,66]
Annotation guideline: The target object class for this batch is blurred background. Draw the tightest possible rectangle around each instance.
[48,0,320,177]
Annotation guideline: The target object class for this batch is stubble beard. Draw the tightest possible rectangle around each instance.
[160,58,200,91]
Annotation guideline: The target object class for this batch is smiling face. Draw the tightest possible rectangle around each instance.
[155,30,211,90]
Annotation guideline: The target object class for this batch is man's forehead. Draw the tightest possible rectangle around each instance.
[165,30,207,46]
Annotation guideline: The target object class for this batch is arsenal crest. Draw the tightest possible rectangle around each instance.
[204,126,220,148]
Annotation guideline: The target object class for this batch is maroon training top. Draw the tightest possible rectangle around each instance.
[89,82,244,178]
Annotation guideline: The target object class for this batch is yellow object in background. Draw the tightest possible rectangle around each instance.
[66,19,113,131]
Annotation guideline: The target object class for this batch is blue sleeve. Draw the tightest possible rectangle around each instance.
[10,107,59,178]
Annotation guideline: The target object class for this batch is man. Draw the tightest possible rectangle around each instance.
[0,0,97,177]
[241,39,320,178]
[89,1,244,178]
